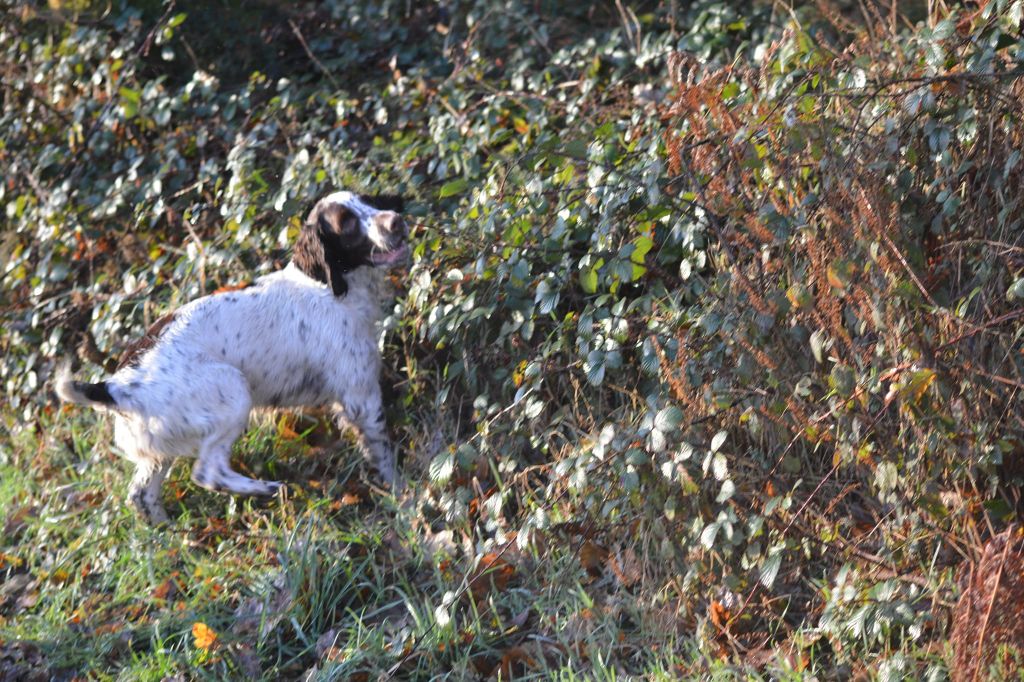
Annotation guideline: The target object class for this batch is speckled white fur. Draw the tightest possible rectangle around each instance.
[56,193,404,524]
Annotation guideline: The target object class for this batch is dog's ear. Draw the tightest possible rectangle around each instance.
[293,202,352,296]
[360,194,405,213]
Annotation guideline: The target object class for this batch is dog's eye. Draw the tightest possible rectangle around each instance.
[340,214,360,235]
[316,204,362,238]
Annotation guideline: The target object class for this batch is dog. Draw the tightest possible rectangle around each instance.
[55,191,409,524]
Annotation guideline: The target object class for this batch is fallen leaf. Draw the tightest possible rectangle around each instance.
[315,629,344,662]
[608,547,642,588]
[709,600,731,632]
[231,643,262,677]
[232,573,293,637]
[468,553,515,600]
[494,646,536,678]
[192,622,218,651]
[152,572,180,603]
[579,541,608,576]
[93,621,124,636]
[276,415,300,440]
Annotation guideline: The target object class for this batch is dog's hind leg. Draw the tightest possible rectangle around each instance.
[185,366,282,498]
[129,458,173,525]
[191,430,282,497]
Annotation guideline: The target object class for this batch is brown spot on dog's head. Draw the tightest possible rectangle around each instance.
[292,193,410,296]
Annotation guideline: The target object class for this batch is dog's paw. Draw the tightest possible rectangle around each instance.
[258,480,284,496]
[137,505,171,526]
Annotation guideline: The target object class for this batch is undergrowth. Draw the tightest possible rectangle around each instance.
[2,0,1024,678]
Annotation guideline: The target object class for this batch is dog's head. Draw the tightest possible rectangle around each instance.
[293,192,410,296]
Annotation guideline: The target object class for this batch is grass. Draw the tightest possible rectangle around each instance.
[2,405,706,680]
[2,402,945,679]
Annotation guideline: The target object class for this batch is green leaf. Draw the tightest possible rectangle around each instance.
[429,450,455,485]
[932,19,954,40]
[119,87,140,119]
[439,178,468,198]
[716,479,736,503]
[712,453,728,481]
[535,278,560,314]
[654,405,683,433]
[584,349,606,386]
[759,550,783,589]
[580,266,598,294]
[631,236,654,264]
[810,329,826,364]
[563,139,588,158]
[700,522,720,549]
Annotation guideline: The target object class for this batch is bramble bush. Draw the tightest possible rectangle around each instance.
[2,0,1024,677]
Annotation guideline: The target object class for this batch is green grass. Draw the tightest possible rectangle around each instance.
[2,407,699,679]
[2,405,948,679]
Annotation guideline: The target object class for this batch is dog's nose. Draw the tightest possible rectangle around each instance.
[377,211,407,238]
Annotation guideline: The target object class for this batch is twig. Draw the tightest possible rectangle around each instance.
[1,81,74,126]
[288,19,341,91]
[972,528,1014,682]
[935,308,1024,352]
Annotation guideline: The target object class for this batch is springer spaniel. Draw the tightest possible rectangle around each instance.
[56,191,408,524]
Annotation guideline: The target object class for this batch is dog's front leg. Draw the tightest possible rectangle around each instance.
[129,458,173,525]
[337,394,401,492]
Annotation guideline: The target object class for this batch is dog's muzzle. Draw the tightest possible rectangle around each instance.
[369,211,410,266]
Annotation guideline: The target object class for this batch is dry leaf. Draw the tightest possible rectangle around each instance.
[578,541,608,576]
[192,622,218,651]
[608,548,642,588]
[494,646,536,679]
[469,553,515,600]
[315,629,344,662]
[152,572,180,603]
[709,600,731,632]
[232,573,293,638]
[231,643,262,677]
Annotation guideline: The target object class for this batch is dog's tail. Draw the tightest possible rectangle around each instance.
[54,360,118,409]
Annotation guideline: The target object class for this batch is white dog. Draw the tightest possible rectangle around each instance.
[56,191,408,523]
